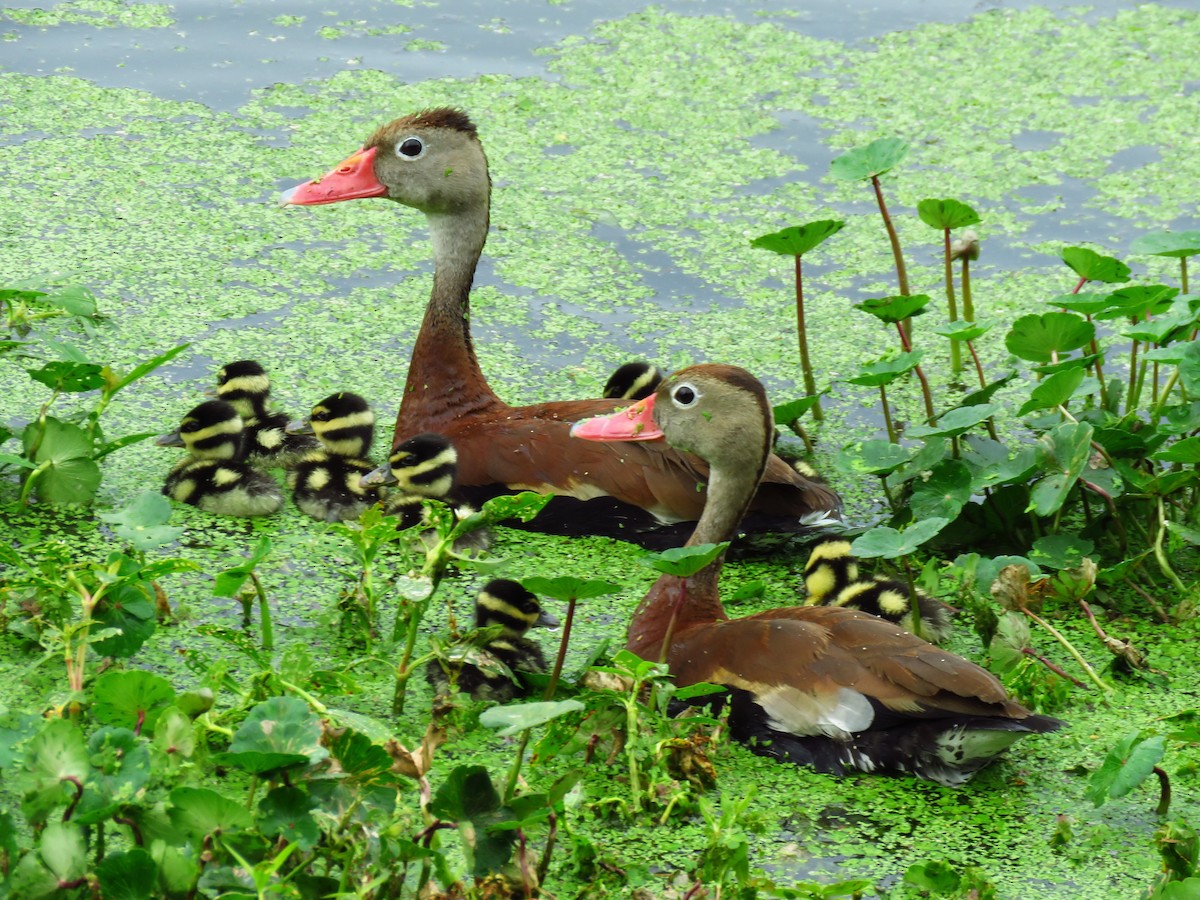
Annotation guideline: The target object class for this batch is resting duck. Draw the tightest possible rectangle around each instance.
[214,360,318,467]
[286,391,379,522]
[426,579,559,701]
[281,108,840,546]
[604,361,664,402]
[572,364,1061,786]
[158,400,283,516]
[363,432,491,552]
[803,536,954,644]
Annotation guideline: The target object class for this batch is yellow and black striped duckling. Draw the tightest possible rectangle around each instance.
[803,536,954,644]
[603,360,664,402]
[286,392,380,522]
[158,400,284,516]
[214,360,318,467]
[426,579,560,701]
[364,433,490,551]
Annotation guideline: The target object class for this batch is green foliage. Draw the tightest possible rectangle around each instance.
[750,219,845,256]
[918,198,981,230]
[829,136,910,180]
[1061,246,1132,284]
[1129,231,1200,258]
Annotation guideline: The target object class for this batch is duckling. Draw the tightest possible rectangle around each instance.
[364,433,491,551]
[803,536,953,644]
[214,360,318,467]
[426,579,559,701]
[158,400,283,516]
[286,392,379,522]
[603,361,664,402]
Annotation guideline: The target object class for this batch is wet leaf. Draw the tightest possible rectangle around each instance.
[830,136,909,180]
[1086,732,1164,805]
[479,699,585,737]
[92,670,175,732]
[851,518,948,559]
[1061,246,1131,284]
[750,219,844,256]
[1005,312,1095,362]
[917,198,980,230]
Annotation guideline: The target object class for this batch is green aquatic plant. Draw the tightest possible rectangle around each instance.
[750,219,845,422]
[852,293,936,422]
[918,198,981,376]
[213,535,276,651]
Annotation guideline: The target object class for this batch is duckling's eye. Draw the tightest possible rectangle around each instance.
[396,137,425,159]
[670,383,699,408]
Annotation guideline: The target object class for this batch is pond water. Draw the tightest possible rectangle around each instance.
[3,2,1200,898]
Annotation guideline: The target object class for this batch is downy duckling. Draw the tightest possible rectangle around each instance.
[603,361,664,402]
[426,579,559,701]
[803,535,953,644]
[214,360,318,467]
[364,433,490,551]
[286,392,379,522]
[158,400,283,516]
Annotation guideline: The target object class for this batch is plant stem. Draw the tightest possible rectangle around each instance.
[249,571,273,651]
[794,255,823,422]
[960,257,974,322]
[942,228,962,375]
[1182,256,1190,296]
[543,597,576,700]
[871,174,911,341]
[503,730,532,804]
[879,384,896,444]
[1152,497,1189,608]
[894,321,935,422]
[1021,607,1112,693]
[1153,766,1171,819]
[1020,647,1086,687]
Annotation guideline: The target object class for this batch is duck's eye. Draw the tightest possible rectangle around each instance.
[671,383,698,407]
[396,137,425,159]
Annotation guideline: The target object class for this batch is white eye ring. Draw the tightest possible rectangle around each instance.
[396,136,425,160]
[670,382,699,408]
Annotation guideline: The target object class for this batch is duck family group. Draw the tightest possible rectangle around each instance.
[156,108,1061,787]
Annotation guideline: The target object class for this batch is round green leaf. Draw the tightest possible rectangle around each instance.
[1048,291,1116,315]
[851,518,949,559]
[258,785,320,851]
[640,542,728,577]
[917,198,980,230]
[1017,367,1086,417]
[98,491,182,551]
[168,787,254,837]
[1094,285,1178,320]
[1060,246,1131,284]
[750,219,844,256]
[19,718,89,825]
[21,417,101,504]
[478,699,586,738]
[910,460,972,520]
[92,583,158,658]
[74,728,152,825]
[830,137,909,181]
[906,404,999,439]
[1029,535,1095,570]
[1129,230,1200,258]
[521,576,620,601]
[1005,312,1095,362]
[847,350,923,387]
[934,319,994,342]
[854,293,931,324]
[96,848,158,900]
[219,696,327,775]
[773,395,822,424]
[1152,436,1200,463]
[1030,422,1094,516]
[92,670,176,732]
[39,821,87,882]
[836,440,911,476]
[25,361,105,393]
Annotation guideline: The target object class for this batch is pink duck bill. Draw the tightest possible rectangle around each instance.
[570,397,664,442]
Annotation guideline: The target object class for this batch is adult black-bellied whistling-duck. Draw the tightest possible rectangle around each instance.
[285,392,380,522]
[426,579,559,702]
[571,364,1061,786]
[158,400,284,517]
[281,108,840,547]
[214,360,318,468]
[803,536,955,644]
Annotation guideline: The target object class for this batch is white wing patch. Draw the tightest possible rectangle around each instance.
[753,684,876,739]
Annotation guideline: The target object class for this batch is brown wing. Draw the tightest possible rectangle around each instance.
[668,606,1030,729]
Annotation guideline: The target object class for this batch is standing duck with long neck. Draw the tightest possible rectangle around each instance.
[572,364,1062,787]
[281,108,839,546]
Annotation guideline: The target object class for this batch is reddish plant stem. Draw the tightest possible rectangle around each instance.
[543,597,576,700]
[942,228,962,374]
[1020,647,1086,687]
[894,321,935,423]
[872,174,911,340]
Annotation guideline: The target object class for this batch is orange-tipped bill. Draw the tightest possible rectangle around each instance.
[570,396,663,442]
[280,146,388,206]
